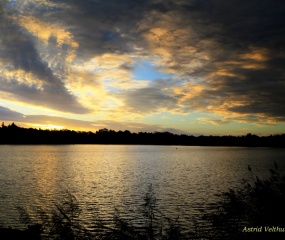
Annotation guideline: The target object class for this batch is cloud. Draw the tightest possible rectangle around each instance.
[1,0,285,129]
[197,118,231,126]
[137,0,285,123]
[123,87,177,114]
[0,105,104,130]
[0,2,88,114]
[42,0,149,59]
[0,106,24,121]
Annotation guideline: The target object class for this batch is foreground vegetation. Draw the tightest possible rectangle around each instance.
[1,122,285,147]
[1,164,285,239]
[202,163,285,240]
[7,185,185,240]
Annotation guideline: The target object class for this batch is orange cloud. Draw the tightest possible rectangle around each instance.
[240,48,269,61]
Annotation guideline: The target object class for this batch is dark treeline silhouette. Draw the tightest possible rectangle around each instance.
[0,122,284,147]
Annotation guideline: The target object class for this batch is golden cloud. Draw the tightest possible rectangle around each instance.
[0,68,44,89]
[172,83,205,104]
[18,16,78,62]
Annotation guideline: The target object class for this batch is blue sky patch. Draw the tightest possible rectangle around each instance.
[133,61,171,81]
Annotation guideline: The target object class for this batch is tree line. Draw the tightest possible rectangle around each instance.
[0,122,284,147]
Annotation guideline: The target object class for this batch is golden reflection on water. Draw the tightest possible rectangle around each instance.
[31,146,58,198]
[0,145,285,229]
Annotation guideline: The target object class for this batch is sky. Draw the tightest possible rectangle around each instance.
[0,0,285,136]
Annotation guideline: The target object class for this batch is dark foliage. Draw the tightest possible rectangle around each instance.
[1,122,284,147]
[15,193,93,240]
[0,225,41,240]
[201,163,285,240]
[13,185,185,240]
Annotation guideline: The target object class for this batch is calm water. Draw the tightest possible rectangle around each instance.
[1,145,285,230]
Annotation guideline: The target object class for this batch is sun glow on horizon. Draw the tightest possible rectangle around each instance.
[32,124,65,130]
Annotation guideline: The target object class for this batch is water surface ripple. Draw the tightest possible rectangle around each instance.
[1,145,285,230]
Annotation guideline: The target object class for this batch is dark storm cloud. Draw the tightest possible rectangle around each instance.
[214,65,285,120]
[41,0,150,58]
[142,0,285,122]
[124,86,177,114]
[196,0,285,48]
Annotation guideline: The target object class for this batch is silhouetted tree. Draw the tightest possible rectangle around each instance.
[0,123,284,147]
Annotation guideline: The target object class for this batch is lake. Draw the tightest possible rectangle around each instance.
[0,145,285,231]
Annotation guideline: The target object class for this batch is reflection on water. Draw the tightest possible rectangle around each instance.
[0,145,285,229]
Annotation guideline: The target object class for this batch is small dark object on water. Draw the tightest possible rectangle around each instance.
[248,165,252,172]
